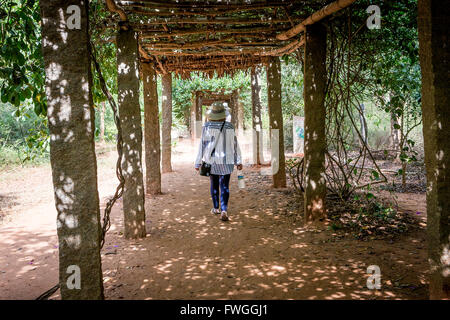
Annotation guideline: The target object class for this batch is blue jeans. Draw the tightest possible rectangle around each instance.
[210,174,231,212]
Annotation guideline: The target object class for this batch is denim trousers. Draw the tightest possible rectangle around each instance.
[210,174,231,212]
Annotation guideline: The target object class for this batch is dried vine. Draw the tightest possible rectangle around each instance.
[288,11,388,202]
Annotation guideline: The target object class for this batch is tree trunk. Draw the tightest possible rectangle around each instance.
[117,28,146,239]
[100,101,105,143]
[303,23,327,222]
[251,66,264,165]
[40,0,103,299]
[266,56,286,188]
[142,62,162,195]
[359,103,368,146]
[418,0,450,300]
[161,73,173,173]
[390,110,400,152]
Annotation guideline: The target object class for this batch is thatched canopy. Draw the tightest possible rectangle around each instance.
[105,0,356,78]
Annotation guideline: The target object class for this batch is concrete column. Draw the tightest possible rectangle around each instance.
[266,56,287,188]
[418,0,450,299]
[41,0,103,299]
[303,23,327,222]
[117,28,146,238]
[161,73,173,173]
[142,62,161,195]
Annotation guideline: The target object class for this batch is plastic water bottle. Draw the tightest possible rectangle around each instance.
[237,170,245,189]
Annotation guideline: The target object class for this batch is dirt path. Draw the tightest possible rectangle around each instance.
[0,140,429,300]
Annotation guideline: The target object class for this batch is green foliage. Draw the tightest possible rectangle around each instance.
[172,72,251,127]
[0,0,49,165]
[0,102,49,166]
[0,0,46,115]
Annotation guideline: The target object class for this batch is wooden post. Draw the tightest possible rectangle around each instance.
[41,0,103,299]
[117,28,146,239]
[303,23,327,222]
[251,66,264,165]
[161,73,173,173]
[142,62,162,195]
[418,0,450,299]
[266,56,286,188]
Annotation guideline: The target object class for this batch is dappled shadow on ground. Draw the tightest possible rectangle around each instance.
[0,141,429,300]
[101,163,428,300]
[0,193,19,222]
[0,223,59,299]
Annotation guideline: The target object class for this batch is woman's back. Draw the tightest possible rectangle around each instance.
[195,121,241,175]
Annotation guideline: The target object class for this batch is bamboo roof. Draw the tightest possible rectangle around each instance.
[105,0,357,78]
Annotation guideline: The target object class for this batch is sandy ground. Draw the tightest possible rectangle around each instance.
[0,139,429,300]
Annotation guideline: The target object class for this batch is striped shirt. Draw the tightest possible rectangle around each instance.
[194,121,242,175]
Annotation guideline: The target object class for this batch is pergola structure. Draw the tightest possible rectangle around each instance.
[190,89,242,138]
[39,0,449,300]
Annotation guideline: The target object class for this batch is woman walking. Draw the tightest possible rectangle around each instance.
[195,102,242,221]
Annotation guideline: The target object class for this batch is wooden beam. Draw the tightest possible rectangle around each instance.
[145,49,264,56]
[138,45,151,59]
[105,0,128,22]
[257,36,305,56]
[142,40,281,50]
[118,0,293,10]
[120,1,294,17]
[129,17,293,26]
[140,27,283,39]
[277,0,356,40]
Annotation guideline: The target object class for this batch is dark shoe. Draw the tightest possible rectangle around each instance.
[220,211,229,221]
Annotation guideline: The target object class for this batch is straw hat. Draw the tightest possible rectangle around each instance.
[206,101,227,121]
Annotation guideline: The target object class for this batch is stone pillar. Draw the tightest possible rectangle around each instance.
[142,62,162,195]
[161,73,173,173]
[251,66,264,165]
[117,28,146,238]
[303,23,327,222]
[418,0,450,299]
[266,56,286,188]
[40,0,103,299]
